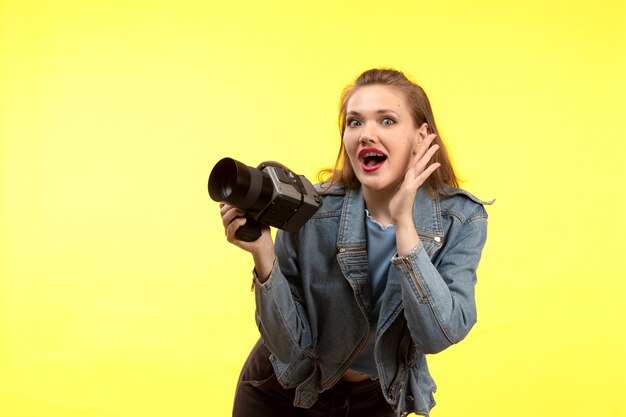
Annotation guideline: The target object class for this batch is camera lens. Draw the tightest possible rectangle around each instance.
[208,158,274,211]
[219,168,237,198]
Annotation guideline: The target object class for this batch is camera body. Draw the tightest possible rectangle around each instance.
[208,158,322,241]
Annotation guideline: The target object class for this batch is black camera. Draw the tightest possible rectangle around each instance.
[208,157,322,242]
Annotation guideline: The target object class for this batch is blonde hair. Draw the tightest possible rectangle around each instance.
[319,68,458,195]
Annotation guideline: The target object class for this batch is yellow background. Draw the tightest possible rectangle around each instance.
[2,0,625,416]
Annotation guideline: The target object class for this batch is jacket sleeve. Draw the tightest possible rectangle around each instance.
[253,229,314,364]
[391,209,488,354]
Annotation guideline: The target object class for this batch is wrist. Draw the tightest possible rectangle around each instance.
[391,214,414,230]
[395,223,420,257]
[252,263,273,287]
[252,245,274,284]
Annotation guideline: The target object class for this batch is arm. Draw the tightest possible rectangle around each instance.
[253,229,314,364]
[386,132,486,353]
[219,204,313,363]
[392,213,488,353]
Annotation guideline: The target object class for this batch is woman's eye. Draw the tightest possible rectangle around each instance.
[381,118,395,126]
[347,119,360,127]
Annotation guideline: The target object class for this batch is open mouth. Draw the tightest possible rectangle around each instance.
[358,148,387,172]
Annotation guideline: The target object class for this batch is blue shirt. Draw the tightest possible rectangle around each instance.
[350,210,397,378]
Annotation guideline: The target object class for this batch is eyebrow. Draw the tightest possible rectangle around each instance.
[346,109,400,117]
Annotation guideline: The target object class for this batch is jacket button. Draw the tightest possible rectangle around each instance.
[407,395,414,401]
[434,236,441,243]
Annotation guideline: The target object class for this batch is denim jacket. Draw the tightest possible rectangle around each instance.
[253,183,490,416]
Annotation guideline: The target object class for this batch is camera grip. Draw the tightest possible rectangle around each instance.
[234,215,263,242]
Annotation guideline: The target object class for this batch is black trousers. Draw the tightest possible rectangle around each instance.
[233,340,395,417]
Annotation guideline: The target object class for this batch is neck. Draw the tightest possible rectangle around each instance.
[362,186,395,227]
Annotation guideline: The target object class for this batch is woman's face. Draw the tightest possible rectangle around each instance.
[343,84,427,195]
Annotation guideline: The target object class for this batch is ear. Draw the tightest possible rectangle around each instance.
[417,123,429,138]
[413,123,429,153]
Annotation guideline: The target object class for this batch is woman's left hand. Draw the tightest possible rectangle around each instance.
[389,133,441,226]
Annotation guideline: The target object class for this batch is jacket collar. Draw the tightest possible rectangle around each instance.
[336,186,367,250]
[336,186,444,251]
[412,186,444,237]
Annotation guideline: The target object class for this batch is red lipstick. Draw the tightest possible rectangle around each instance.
[358,147,387,172]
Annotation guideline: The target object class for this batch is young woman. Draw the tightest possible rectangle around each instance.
[219,68,490,416]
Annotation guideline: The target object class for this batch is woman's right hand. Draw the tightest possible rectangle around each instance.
[219,203,275,282]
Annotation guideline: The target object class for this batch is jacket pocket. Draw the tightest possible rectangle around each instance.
[417,232,443,258]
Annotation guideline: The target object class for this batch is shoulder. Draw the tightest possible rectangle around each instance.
[314,181,346,196]
[312,182,346,218]
[437,185,494,224]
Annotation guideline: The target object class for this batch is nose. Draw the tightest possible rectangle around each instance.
[359,124,377,145]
